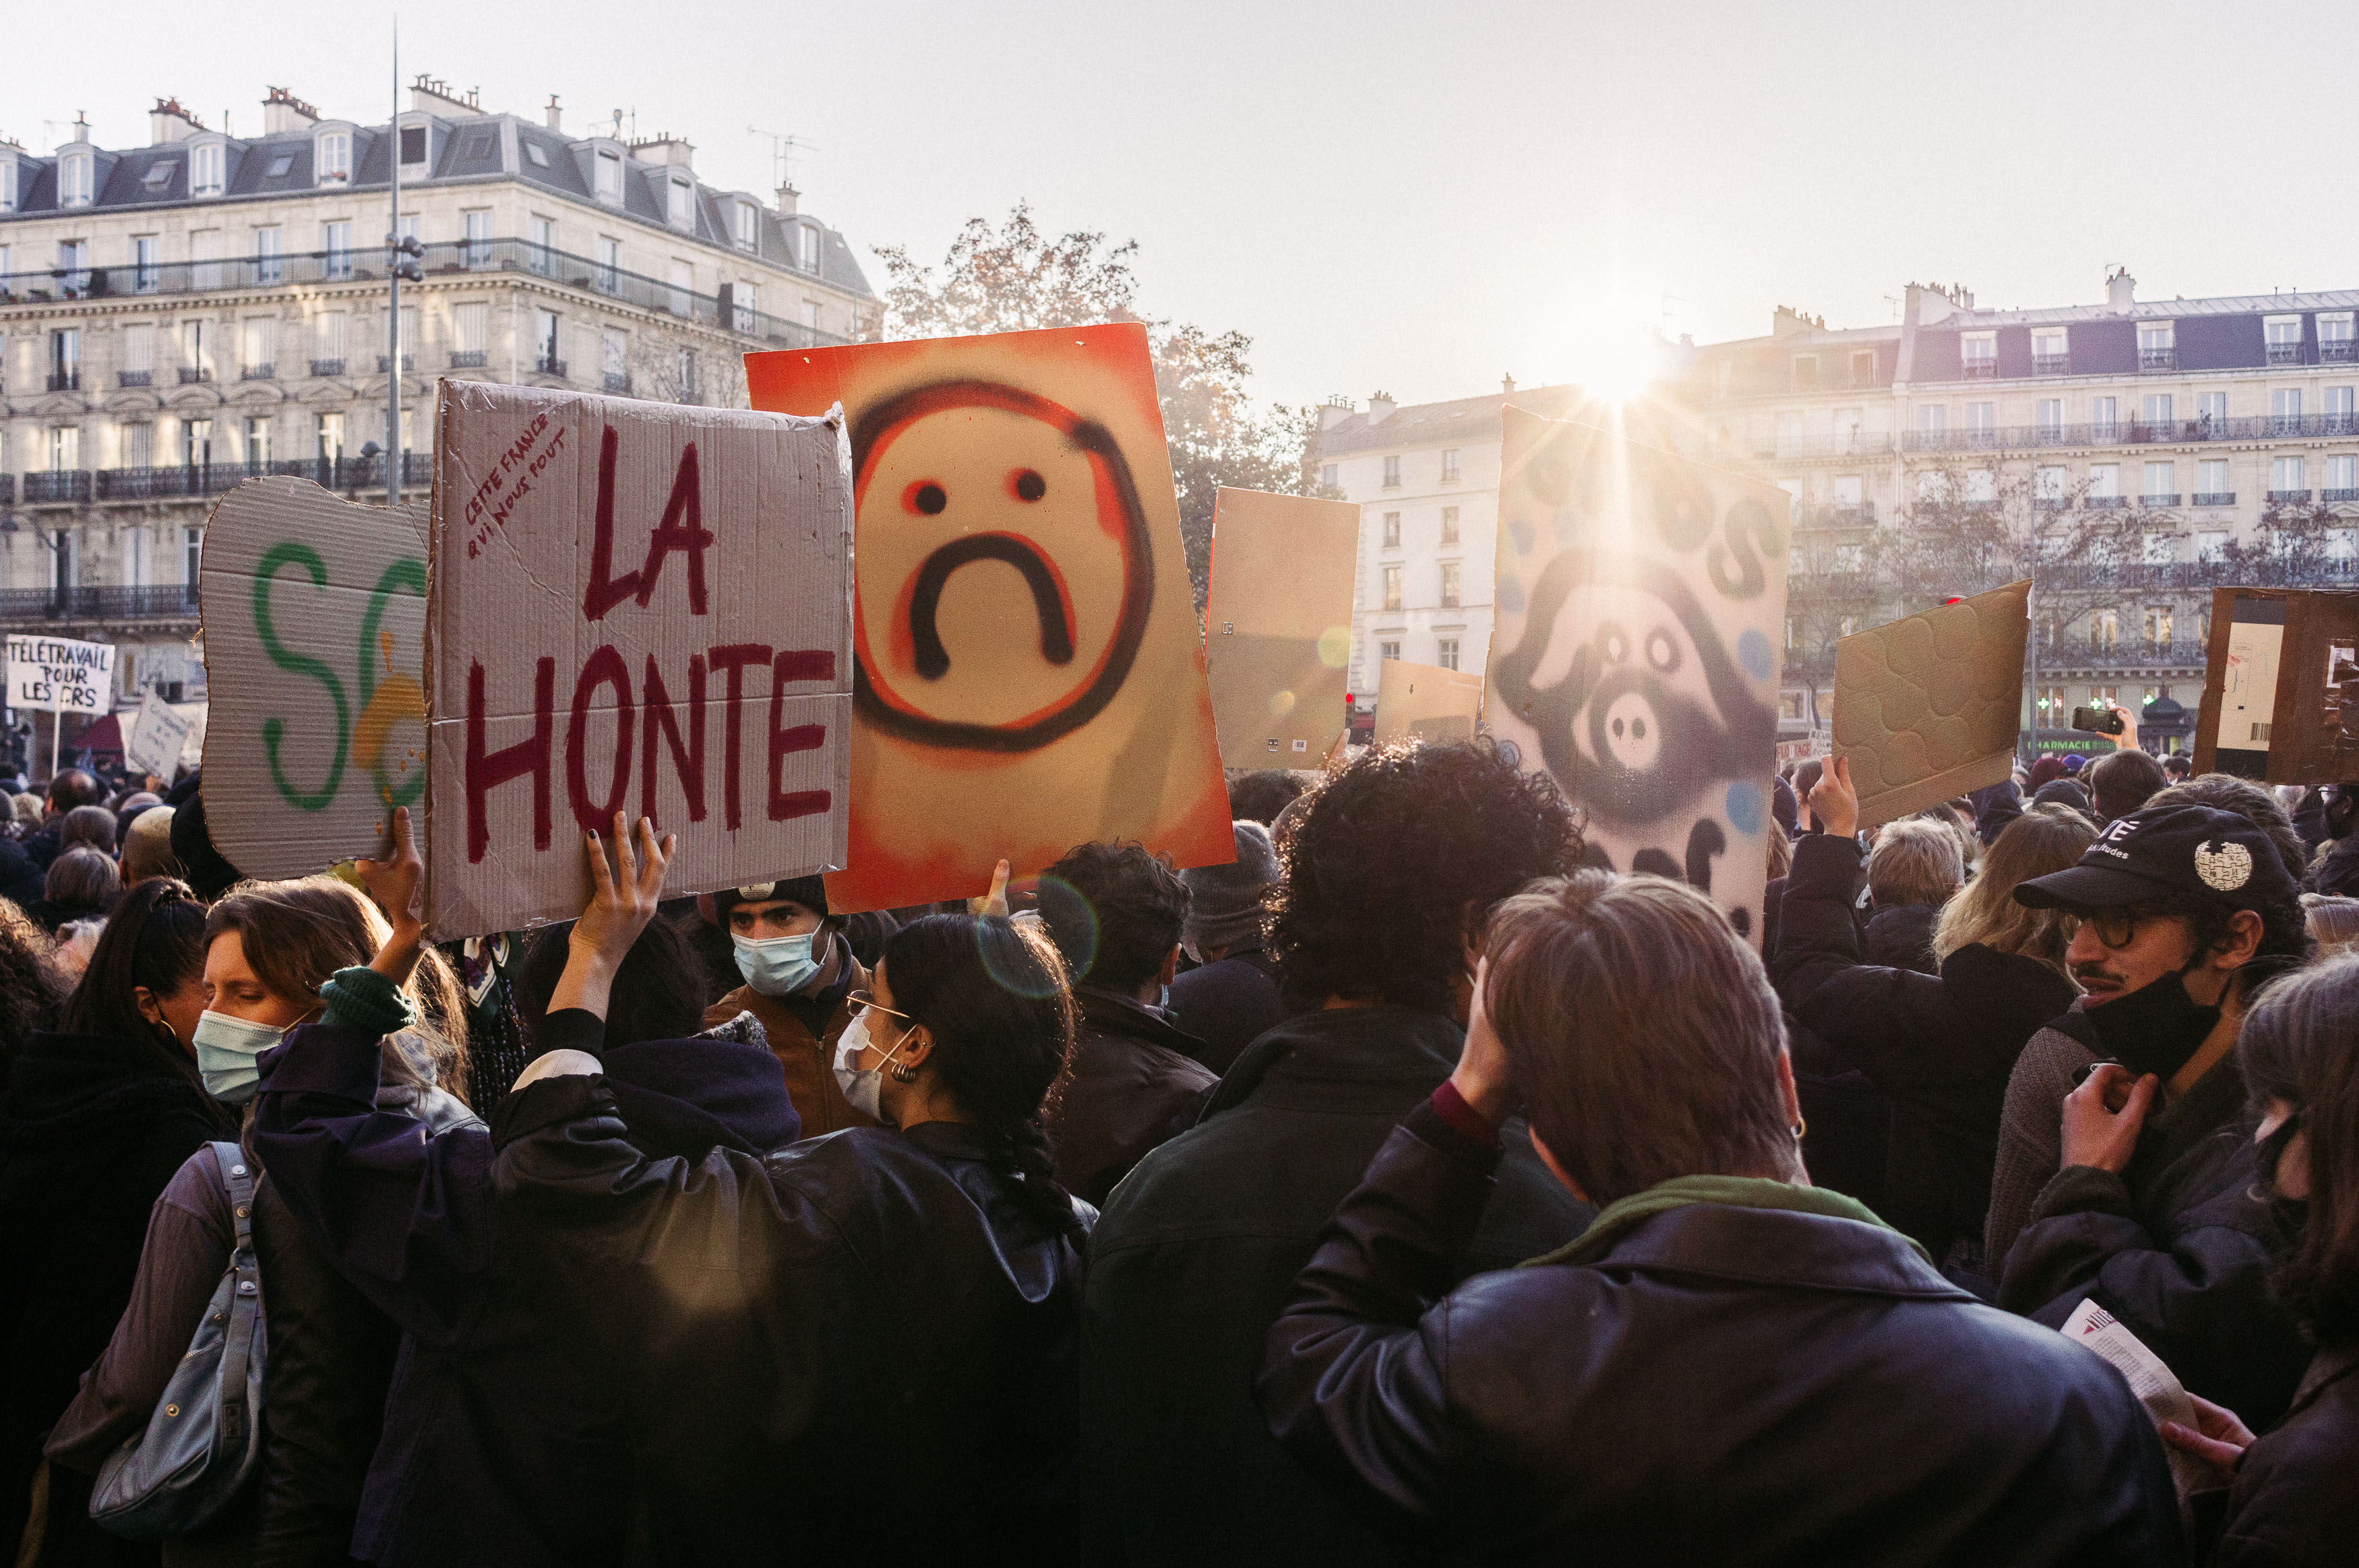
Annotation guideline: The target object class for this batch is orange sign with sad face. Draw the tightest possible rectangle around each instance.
[749,325,1233,910]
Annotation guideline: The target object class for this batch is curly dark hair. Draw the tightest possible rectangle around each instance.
[1267,739,1581,1013]
[0,900,69,1075]
[1227,770,1305,827]
[1038,840,1189,993]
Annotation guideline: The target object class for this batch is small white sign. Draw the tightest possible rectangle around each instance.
[125,691,195,780]
[5,634,115,716]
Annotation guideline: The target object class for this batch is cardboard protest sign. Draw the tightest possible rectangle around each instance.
[425,381,853,937]
[125,690,196,781]
[1204,487,1357,766]
[1485,406,1789,945]
[2194,586,2359,784]
[1833,579,2029,827]
[7,633,115,715]
[745,323,1233,911]
[1373,659,1483,747]
[197,478,430,878]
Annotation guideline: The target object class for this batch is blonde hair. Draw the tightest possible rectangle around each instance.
[2302,894,2359,958]
[1866,819,1963,910]
[1766,824,1792,882]
[1932,805,2097,972]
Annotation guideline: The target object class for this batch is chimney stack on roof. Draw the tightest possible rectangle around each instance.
[261,86,319,135]
[1318,396,1354,431]
[545,95,562,131]
[2106,266,2137,311]
[149,97,205,145]
[410,75,483,117]
[1502,373,1516,395]
[776,182,799,215]
[627,132,694,169]
[1367,391,1397,425]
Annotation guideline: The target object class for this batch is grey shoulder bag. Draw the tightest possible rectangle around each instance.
[89,1141,268,1540]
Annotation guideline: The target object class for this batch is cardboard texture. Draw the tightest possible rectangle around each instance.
[197,478,431,879]
[125,691,195,780]
[1484,407,1789,946]
[1204,486,1358,765]
[426,381,854,937]
[2194,586,2359,784]
[745,323,1233,911]
[1833,579,2029,828]
[1373,659,1483,747]
[6,633,115,714]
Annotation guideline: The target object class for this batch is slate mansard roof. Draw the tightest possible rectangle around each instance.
[3,115,871,299]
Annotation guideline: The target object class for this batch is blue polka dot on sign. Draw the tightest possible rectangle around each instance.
[1726,781,1765,836]
[1738,629,1773,681]
[1499,576,1525,615]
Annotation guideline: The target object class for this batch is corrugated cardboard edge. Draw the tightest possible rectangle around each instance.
[421,380,455,937]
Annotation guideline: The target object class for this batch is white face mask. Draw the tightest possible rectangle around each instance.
[832,1012,906,1122]
[193,1009,288,1104]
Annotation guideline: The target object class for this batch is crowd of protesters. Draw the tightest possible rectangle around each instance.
[1,722,2354,1565]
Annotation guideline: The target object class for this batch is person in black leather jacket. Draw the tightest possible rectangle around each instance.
[491,819,1089,1565]
[1258,869,2182,1567]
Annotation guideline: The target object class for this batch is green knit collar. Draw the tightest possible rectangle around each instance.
[1522,1173,1932,1269]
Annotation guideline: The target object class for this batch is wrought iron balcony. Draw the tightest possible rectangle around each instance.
[2269,489,2315,504]
[2139,348,2178,372]
[240,364,274,381]
[309,358,345,378]
[2193,492,2236,506]
[603,372,633,395]
[2326,489,2359,503]
[534,354,567,377]
[1903,412,2359,453]
[118,370,152,388]
[46,370,80,391]
[2269,342,2304,366]
[0,239,851,350]
[1794,501,1878,528]
[1756,432,1894,460]
[377,354,416,373]
[0,474,13,505]
[178,367,211,384]
[2040,636,2211,670]
[2033,353,2071,375]
[0,584,201,623]
[88,453,435,501]
[22,471,93,503]
[2140,494,2182,507]
[449,350,488,369]
[1962,358,1998,379]
[2087,495,2129,509]
[2324,340,2358,363]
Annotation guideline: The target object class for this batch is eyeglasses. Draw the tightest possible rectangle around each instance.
[846,990,912,1026]
[2079,908,2152,949]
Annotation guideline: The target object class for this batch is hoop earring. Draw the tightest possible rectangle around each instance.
[1790,1119,1808,1143]
[154,1018,181,1051]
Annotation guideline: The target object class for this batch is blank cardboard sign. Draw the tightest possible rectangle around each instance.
[1833,579,2029,828]
[197,477,430,879]
[1205,486,1358,766]
[1374,659,1483,747]
[1485,407,1789,947]
[425,381,853,937]
[746,323,1233,912]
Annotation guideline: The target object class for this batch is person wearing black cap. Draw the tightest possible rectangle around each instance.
[1988,803,2315,1428]
[700,874,877,1137]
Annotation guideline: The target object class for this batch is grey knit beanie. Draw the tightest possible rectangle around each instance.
[1183,820,1280,958]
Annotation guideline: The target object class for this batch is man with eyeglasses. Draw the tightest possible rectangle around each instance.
[1986,803,2316,1429]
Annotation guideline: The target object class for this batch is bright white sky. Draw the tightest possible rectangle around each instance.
[5,0,2345,414]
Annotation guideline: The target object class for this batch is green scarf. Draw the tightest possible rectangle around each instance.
[1521,1174,1932,1269]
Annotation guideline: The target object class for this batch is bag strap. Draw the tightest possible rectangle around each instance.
[207,1142,262,1449]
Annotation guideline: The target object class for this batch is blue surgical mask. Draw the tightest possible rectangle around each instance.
[733,931,822,997]
[193,1009,288,1105]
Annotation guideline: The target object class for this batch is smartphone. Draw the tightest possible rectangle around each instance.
[2070,705,2125,735]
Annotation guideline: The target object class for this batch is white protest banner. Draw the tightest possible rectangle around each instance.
[1484,407,1790,946]
[425,381,853,938]
[125,690,196,781]
[197,477,431,879]
[7,634,115,716]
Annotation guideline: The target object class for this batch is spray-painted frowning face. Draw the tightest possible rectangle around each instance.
[851,382,1154,752]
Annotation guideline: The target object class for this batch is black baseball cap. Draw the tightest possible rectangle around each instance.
[2013,804,2298,913]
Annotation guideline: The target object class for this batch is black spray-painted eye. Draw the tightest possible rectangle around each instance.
[1646,627,1679,672]
[905,481,948,515]
[1011,469,1046,501]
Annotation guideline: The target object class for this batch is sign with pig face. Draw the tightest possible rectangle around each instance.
[747,323,1233,912]
[1485,407,1789,945]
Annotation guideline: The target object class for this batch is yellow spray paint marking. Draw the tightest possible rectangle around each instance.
[353,675,427,805]
[379,629,398,675]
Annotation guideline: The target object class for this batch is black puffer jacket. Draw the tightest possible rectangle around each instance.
[1258,1103,2185,1566]
[2000,1071,2313,1431]
[0,1030,223,1561]
[1779,835,2079,1267]
[493,1070,1088,1566]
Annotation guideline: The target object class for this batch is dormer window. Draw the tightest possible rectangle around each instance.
[594,148,623,203]
[59,151,94,208]
[191,141,224,197]
[0,153,17,213]
[667,179,693,229]
[400,125,428,166]
[799,224,820,272]
[732,200,758,252]
[315,130,351,185]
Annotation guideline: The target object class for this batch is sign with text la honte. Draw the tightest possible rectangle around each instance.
[423,381,853,937]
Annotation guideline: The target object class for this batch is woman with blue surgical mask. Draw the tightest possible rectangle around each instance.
[44,837,479,1567]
